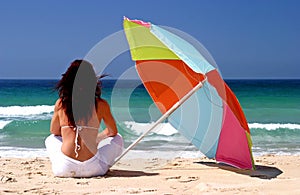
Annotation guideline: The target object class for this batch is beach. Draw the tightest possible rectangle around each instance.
[0,155,299,194]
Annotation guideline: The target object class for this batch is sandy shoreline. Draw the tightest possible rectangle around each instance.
[0,155,299,194]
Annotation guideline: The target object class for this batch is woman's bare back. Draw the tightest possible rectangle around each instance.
[50,98,115,162]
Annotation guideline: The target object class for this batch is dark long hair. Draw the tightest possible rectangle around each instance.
[55,59,102,126]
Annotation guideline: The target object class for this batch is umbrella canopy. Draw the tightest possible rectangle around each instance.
[123,17,254,169]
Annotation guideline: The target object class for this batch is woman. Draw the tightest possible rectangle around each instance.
[45,59,123,177]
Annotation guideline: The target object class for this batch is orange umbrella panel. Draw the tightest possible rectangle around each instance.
[136,60,205,113]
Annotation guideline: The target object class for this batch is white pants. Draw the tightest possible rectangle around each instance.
[45,134,123,178]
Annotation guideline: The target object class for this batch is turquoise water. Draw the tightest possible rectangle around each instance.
[0,79,299,157]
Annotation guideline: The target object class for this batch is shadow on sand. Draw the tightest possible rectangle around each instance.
[196,161,283,179]
[105,169,159,178]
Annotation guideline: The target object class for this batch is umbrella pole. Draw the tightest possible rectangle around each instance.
[112,79,206,166]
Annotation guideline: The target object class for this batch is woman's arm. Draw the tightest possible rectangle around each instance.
[96,99,118,143]
[50,99,61,136]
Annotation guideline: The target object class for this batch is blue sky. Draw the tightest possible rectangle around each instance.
[0,0,299,79]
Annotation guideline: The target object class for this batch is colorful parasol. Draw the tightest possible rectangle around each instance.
[115,17,254,169]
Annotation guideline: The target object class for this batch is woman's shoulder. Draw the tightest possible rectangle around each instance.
[96,98,111,113]
[96,98,109,106]
[54,98,62,111]
[55,98,62,104]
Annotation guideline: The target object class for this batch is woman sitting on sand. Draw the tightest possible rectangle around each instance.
[45,59,123,178]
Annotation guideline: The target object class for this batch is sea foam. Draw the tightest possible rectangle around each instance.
[0,120,13,130]
[249,123,300,130]
[0,105,54,117]
[0,146,47,158]
[124,121,178,136]
[123,121,300,137]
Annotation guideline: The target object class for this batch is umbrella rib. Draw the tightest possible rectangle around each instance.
[112,77,207,166]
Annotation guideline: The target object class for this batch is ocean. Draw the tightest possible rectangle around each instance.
[0,79,299,158]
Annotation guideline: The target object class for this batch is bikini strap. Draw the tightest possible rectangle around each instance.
[76,125,98,130]
[73,126,81,158]
[60,125,98,158]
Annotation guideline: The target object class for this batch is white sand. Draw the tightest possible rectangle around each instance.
[0,155,299,194]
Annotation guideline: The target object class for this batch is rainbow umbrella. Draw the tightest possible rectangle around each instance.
[115,17,254,169]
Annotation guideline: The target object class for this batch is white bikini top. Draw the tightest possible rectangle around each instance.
[61,125,98,158]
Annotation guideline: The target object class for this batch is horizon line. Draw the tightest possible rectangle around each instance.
[0,77,300,80]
